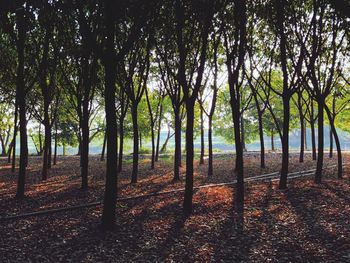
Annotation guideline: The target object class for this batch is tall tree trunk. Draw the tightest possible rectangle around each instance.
[208,117,213,176]
[42,115,50,181]
[298,96,304,163]
[101,0,118,229]
[81,101,89,189]
[139,132,142,149]
[150,125,155,169]
[173,109,181,181]
[118,119,124,171]
[315,98,324,184]
[7,139,13,164]
[101,131,106,161]
[271,129,275,151]
[279,97,290,189]
[199,104,204,164]
[304,122,308,150]
[329,127,333,158]
[16,11,27,198]
[232,100,244,212]
[155,103,163,162]
[53,122,58,165]
[183,101,195,215]
[241,115,247,152]
[0,135,7,156]
[258,112,265,168]
[48,134,52,169]
[131,105,139,183]
[310,101,316,160]
[12,106,18,172]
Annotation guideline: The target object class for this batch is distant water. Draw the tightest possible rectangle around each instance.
[19,126,350,155]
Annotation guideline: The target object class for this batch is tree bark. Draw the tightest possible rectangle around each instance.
[16,11,27,198]
[131,104,139,183]
[11,106,18,172]
[258,112,265,168]
[42,114,50,181]
[101,0,118,229]
[173,109,181,181]
[325,105,342,179]
[208,117,214,176]
[183,101,195,215]
[298,94,304,163]
[329,128,333,158]
[100,131,106,162]
[310,100,317,160]
[199,104,205,164]
[155,103,163,162]
[315,98,324,184]
[279,97,290,189]
[118,120,124,171]
[80,101,89,189]
[53,122,58,165]
[150,125,155,169]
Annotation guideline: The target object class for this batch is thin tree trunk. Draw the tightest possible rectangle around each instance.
[53,122,58,165]
[48,132,52,169]
[101,131,107,161]
[208,117,213,176]
[258,113,265,168]
[150,126,155,169]
[325,105,342,179]
[183,102,195,215]
[199,104,204,164]
[298,97,305,163]
[173,109,181,181]
[279,97,290,189]
[310,101,316,160]
[131,105,139,184]
[271,129,275,151]
[118,120,124,171]
[315,98,324,184]
[7,139,13,164]
[241,115,247,152]
[12,107,18,172]
[81,107,89,189]
[304,122,308,151]
[155,103,163,162]
[232,100,244,212]
[329,127,333,158]
[42,116,50,181]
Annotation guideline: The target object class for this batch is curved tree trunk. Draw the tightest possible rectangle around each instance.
[325,106,342,179]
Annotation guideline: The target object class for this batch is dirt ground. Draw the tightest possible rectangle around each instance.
[0,152,349,262]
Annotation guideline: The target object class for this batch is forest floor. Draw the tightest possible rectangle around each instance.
[0,152,350,262]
